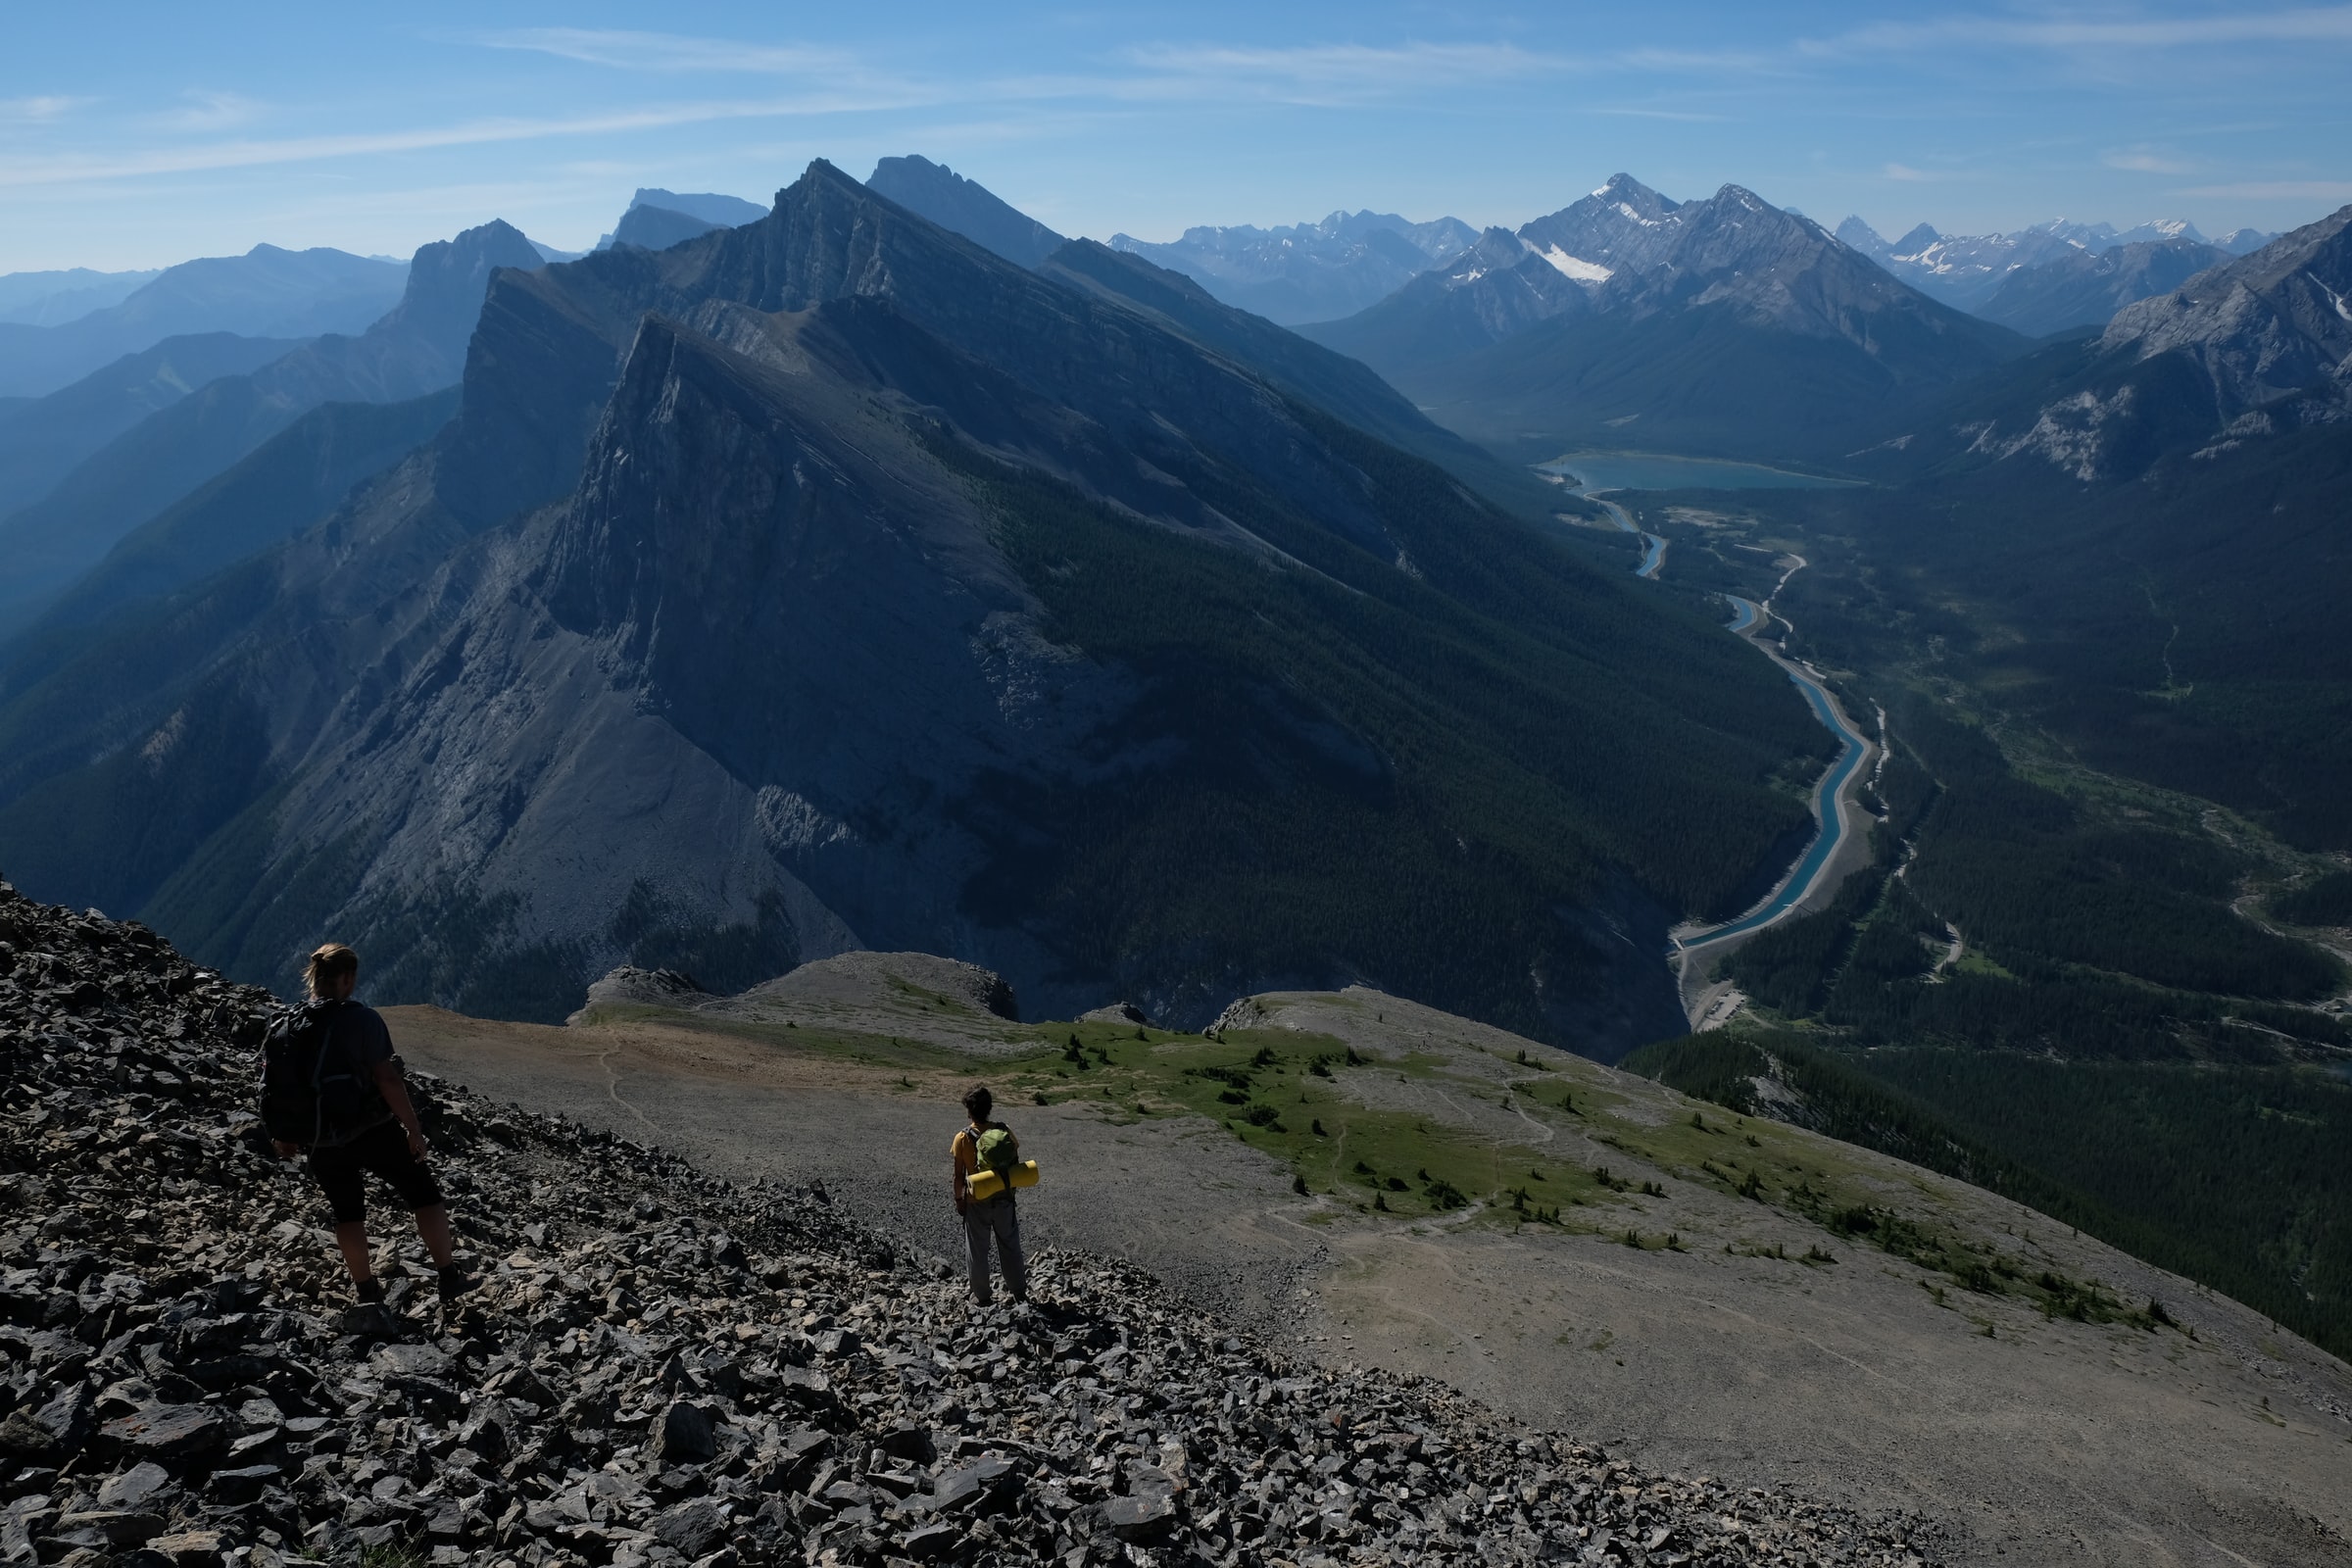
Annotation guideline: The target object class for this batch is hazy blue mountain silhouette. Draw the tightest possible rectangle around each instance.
[0,333,304,517]
[0,220,544,634]
[0,246,406,398]
[866,155,1068,269]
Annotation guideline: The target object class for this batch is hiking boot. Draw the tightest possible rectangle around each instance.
[437,1264,477,1301]
[355,1278,386,1305]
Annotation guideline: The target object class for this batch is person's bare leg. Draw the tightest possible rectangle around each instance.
[414,1204,456,1268]
[333,1222,373,1284]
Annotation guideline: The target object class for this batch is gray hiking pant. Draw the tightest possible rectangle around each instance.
[963,1195,1026,1304]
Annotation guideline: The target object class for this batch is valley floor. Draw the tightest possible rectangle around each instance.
[388,989,2352,1568]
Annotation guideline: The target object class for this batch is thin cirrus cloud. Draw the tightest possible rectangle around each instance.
[0,99,906,190]
[1811,6,2352,55]
[2173,178,2352,200]
[483,28,1582,106]
[2104,149,2198,175]
[1117,40,1574,88]
[0,95,91,122]
[472,27,866,79]
[154,90,267,133]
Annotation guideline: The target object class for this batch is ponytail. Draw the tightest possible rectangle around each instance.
[306,943,358,998]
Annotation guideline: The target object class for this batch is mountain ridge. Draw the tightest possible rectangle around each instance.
[1306,176,2024,464]
[0,160,1824,1054]
[0,220,545,635]
[0,244,407,398]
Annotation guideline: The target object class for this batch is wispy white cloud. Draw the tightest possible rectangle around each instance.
[1812,7,2352,57]
[1584,106,1734,123]
[0,99,909,190]
[2171,178,2352,200]
[1884,162,1935,181]
[474,27,862,78]
[2103,147,2198,174]
[1107,41,1579,105]
[155,90,267,133]
[0,95,92,122]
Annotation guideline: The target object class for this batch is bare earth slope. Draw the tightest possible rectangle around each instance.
[392,976,2352,1568]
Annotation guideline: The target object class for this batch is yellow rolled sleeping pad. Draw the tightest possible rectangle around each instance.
[966,1160,1040,1202]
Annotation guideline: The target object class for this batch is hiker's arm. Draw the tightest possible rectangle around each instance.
[375,1061,430,1162]
[950,1137,970,1212]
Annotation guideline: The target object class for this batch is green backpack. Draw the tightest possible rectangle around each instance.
[974,1126,1019,1175]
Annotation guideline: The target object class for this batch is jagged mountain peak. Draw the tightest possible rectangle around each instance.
[862,155,1068,270]
[1835,216,1891,258]
[372,218,545,348]
[1588,172,1679,215]
[1890,223,1941,256]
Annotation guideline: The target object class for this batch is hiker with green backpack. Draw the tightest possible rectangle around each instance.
[951,1085,1036,1306]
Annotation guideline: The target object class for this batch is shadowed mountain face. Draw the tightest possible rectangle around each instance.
[0,160,1825,1054]
[1307,176,2024,464]
[610,205,726,252]
[592,190,768,252]
[1109,209,1477,326]
[866,155,1068,270]
[1978,237,2231,337]
[0,245,408,398]
[0,220,544,635]
[1867,203,2352,486]
[0,332,303,517]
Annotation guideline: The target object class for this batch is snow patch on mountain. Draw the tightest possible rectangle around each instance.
[1540,248,1613,283]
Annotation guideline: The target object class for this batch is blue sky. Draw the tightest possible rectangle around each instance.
[4,2,2350,271]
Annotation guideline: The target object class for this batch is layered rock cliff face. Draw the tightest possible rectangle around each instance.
[0,883,1942,1565]
[0,161,1822,1051]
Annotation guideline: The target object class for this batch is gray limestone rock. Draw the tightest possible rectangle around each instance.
[0,876,1949,1568]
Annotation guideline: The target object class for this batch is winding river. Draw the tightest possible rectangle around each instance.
[1541,461,1876,955]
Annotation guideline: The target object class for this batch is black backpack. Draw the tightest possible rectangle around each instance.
[259,1000,386,1148]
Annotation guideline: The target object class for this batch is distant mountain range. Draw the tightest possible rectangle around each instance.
[0,220,543,634]
[1976,236,2232,338]
[1302,174,2025,464]
[0,246,408,398]
[0,333,303,520]
[0,267,162,327]
[1835,215,2275,321]
[0,159,1825,1054]
[1109,210,1478,326]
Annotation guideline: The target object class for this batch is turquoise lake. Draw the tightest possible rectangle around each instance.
[1536,452,1861,491]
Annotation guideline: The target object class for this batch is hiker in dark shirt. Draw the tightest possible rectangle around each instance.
[950,1085,1027,1306]
[270,944,472,1304]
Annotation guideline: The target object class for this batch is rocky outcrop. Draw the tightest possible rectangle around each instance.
[2103,203,2352,416]
[579,967,710,1013]
[0,881,1944,1566]
[728,954,1019,1023]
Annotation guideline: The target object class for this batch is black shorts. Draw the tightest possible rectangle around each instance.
[306,1120,443,1224]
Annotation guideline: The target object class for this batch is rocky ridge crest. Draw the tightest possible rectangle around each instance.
[0,879,1944,1565]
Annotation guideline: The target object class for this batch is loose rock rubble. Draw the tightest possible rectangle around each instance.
[0,879,1947,1566]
